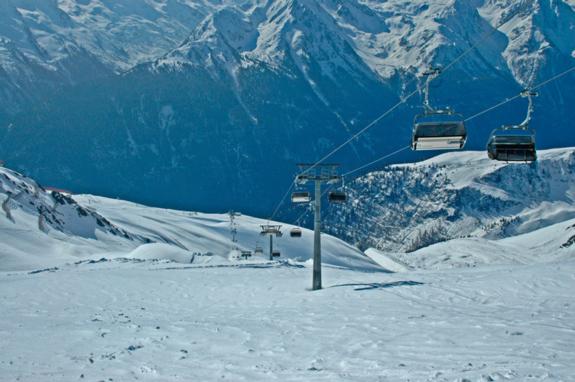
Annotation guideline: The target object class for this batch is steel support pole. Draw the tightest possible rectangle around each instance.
[269,234,273,261]
[312,180,322,290]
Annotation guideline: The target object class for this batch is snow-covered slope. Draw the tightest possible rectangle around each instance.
[0,166,150,270]
[326,147,575,253]
[1,227,574,381]
[0,165,379,272]
[367,216,575,271]
[75,194,381,272]
[2,155,575,381]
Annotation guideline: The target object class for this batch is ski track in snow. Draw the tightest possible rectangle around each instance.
[0,260,574,381]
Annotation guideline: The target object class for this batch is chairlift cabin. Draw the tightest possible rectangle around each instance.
[290,228,302,238]
[487,89,538,162]
[487,127,536,162]
[272,251,281,258]
[291,192,311,204]
[412,110,467,151]
[328,191,347,203]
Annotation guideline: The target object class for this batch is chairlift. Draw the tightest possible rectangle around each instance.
[487,127,536,162]
[291,191,311,204]
[411,67,467,151]
[412,110,467,151]
[486,89,537,162]
[290,227,302,238]
[272,251,281,258]
[328,191,347,203]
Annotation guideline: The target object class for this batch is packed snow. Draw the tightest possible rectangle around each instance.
[1,247,573,381]
[1,162,575,381]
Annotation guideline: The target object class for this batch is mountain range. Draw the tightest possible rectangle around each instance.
[2,147,574,271]
[0,0,574,216]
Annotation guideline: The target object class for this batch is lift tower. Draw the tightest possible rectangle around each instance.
[295,164,342,291]
[260,225,282,261]
[228,211,241,251]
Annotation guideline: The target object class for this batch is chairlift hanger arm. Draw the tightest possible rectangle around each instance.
[422,67,441,114]
[519,89,538,128]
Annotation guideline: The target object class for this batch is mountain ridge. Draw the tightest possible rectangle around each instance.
[324,147,575,253]
[0,0,573,215]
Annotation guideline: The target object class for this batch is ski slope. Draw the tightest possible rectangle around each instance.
[1,165,575,381]
[1,254,574,381]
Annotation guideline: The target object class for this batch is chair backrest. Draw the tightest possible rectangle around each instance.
[414,120,466,138]
[329,191,346,203]
[487,127,537,162]
[292,192,311,203]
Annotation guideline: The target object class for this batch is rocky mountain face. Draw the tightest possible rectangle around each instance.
[0,0,573,216]
[0,165,148,242]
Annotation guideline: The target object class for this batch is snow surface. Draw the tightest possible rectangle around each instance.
[1,163,575,380]
[1,251,574,381]
[368,217,575,271]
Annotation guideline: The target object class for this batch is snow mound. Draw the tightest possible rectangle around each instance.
[385,217,575,270]
[125,243,196,264]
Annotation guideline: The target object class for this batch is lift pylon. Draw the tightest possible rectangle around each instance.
[260,224,282,261]
[295,164,343,291]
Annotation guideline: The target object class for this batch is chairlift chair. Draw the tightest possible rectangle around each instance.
[412,110,467,151]
[272,251,281,258]
[486,89,538,162]
[290,228,302,238]
[291,192,311,204]
[328,191,347,203]
[411,67,467,151]
[487,127,536,162]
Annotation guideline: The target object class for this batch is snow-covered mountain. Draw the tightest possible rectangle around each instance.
[2,157,575,381]
[3,149,574,274]
[0,164,378,272]
[0,165,154,270]
[0,0,216,73]
[3,0,572,83]
[0,0,574,215]
[324,147,575,254]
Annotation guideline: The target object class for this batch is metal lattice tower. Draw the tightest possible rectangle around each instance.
[228,211,241,251]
